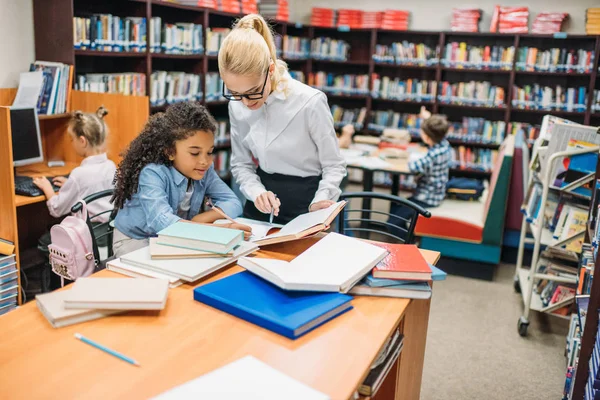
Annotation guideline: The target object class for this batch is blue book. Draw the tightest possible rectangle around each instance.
[364,264,447,287]
[157,221,243,254]
[350,281,431,300]
[193,272,353,340]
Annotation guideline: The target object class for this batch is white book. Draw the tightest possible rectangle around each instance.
[238,233,388,293]
[349,283,432,300]
[120,241,259,282]
[106,258,183,288]
[36,290,121,328]
[152,356,329,400]
[64,277,169,310]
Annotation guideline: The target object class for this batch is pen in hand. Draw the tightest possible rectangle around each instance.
[206,198,236,224]
[269,194,278,225]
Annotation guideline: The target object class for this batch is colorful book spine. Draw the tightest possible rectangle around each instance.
[76,73,146,96]
[507,122,540,144]
[516,47,595,73]
[150,71,203,106]
[289,70,305,83]
[308,72,369,95]
[73,15,147,52]
[149,18,203,54]
[450,147,498,172]
[371,75,436,102]
[280,35,310,59]
[330,105,366,130]
[512,85,587,112]
[442,42,514,70]
[592,90,600,113]
[438,81,505,107]
[310,37,349,61]
[372,42,438,66]
[205,72,225,101]
[447,118,506,144]
[205,28,231,56]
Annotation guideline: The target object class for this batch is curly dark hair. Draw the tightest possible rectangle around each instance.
[111,102,217,209]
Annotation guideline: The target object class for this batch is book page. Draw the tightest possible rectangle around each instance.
[214,218,283,241]
[266,201,345,239]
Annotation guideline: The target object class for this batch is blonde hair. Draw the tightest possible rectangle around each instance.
[218,14,288,93]
[69,106,109,148]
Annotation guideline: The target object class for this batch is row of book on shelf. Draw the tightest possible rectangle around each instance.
[28,61,73,116]
[450,147,497,173]
[311,7,409,30]
[73,15,147,52]
[0,254,17,316]
[148,18,203,54]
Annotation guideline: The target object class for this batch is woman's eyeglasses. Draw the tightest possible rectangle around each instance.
[222,69,269,101]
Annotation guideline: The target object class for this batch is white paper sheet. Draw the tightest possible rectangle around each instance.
[12,71,44,108]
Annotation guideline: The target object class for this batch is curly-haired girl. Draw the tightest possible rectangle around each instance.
[111,102,249,257]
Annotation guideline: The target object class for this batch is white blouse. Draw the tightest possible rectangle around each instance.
[229,76,346,205]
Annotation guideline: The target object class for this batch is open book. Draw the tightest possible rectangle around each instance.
[238,233,388,293]
[220,201,346,246]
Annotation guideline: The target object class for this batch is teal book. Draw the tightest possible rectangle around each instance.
[157,222,243,254]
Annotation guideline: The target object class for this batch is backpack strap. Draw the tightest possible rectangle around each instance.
[74,200,101,266]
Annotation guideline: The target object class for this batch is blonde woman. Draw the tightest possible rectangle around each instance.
[218,14,346,223]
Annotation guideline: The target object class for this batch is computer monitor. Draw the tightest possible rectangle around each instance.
[10,107,43,167]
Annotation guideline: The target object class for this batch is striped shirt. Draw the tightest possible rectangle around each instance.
[409,140,451,207]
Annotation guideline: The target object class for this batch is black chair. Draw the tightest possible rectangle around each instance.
[71,189,116,265]
[337,192,431,244]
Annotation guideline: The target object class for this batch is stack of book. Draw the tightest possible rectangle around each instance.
[450,8,481,32]
[507,121,540,143]
[337,9,363,29]
[281,35,310,59]
[531,12,569,34]
[205,72,225,101]
[593,90,600,113]
[330,105,366,130]
[490,6,529,33]
[451,147,497,172]
[442,43,514,70]
[149,18,203,54]
[372,42,438,66]
[586,8,600,34]
[217,0,241,13]
[76,73,146,96]
[30,61,73,115]
[36,277,170,328]
[150,71,203,107]
[371,76,436,103]
[311,7,336,27]
[512,85,588,112]
[308,72,369,96]
[438,81,506,108]
[172,0,217,8]
[205,28,231,56]
[515,47,595,73]
[446,118,506,145]
[311,37,349,62]
[289,70,305,83]
[259,0,289,21]
[0,255,18,316]
[380,10,410,31]
[361,11,384,29]
[72,15,147,52]
[240,0,258,14]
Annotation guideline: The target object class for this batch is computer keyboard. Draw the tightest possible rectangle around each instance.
[14,175,66,197]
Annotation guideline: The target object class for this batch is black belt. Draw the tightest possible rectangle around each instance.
[243,168,321,224]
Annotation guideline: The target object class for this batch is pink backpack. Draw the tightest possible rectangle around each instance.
[48,201,97,284]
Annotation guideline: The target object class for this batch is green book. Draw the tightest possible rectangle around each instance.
[157,222,243,254]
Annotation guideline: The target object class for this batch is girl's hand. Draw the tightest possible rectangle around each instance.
[220,222,252,240]
[32,177,53,192]
[255,191,281,215]
[309,200,335,212]
[52,176,67,188]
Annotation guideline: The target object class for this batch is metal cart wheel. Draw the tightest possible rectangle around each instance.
[518,316,529,337]
[513,275,521,293]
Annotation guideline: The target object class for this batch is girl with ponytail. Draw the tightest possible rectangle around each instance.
[219,14,346,223]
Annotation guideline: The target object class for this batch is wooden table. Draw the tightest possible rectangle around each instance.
[0,237,439,400]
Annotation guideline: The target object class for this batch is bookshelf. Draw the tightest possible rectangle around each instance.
[32,0,600,180]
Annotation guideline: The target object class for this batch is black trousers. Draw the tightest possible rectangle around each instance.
[243,168,321,224]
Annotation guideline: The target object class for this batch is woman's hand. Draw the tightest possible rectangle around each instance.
[220,222,252,240]
[309,200,335,212]
[255,191,281,215]
[52,176,67,188]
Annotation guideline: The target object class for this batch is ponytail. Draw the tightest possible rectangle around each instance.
[218,14,288,93]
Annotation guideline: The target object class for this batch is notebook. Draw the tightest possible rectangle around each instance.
[193,271,353,339]
[106,258,183,288]
[238,233,388,293]
[157,222,244,254]
[350,282,432,299]
[120,241,259,282]
[36,290,121,328]
[371,244,431,281]
[250,201,347,246]
[63,277,170,310]
[151,355,330,399]
[364,265,447,287]
[149,237,232,259]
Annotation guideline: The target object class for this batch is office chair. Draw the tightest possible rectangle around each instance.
[338,192,431,244]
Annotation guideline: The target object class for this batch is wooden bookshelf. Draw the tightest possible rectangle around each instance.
[32,0,600,178]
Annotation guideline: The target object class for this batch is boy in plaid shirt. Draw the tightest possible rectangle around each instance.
[389,107,451,238]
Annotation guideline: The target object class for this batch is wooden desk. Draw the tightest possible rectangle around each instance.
[15,162,79,207]
[0,238,439,400]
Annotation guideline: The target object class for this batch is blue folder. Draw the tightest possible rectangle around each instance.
[193,272,353,340]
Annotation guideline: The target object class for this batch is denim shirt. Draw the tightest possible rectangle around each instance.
[114,163,242,239]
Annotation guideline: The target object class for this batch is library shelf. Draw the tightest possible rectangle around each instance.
[74,50,147,58]
[151,53,204,60]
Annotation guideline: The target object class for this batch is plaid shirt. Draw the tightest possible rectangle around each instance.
[409,140,451,207]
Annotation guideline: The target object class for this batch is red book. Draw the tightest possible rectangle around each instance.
[371,244,431,281]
